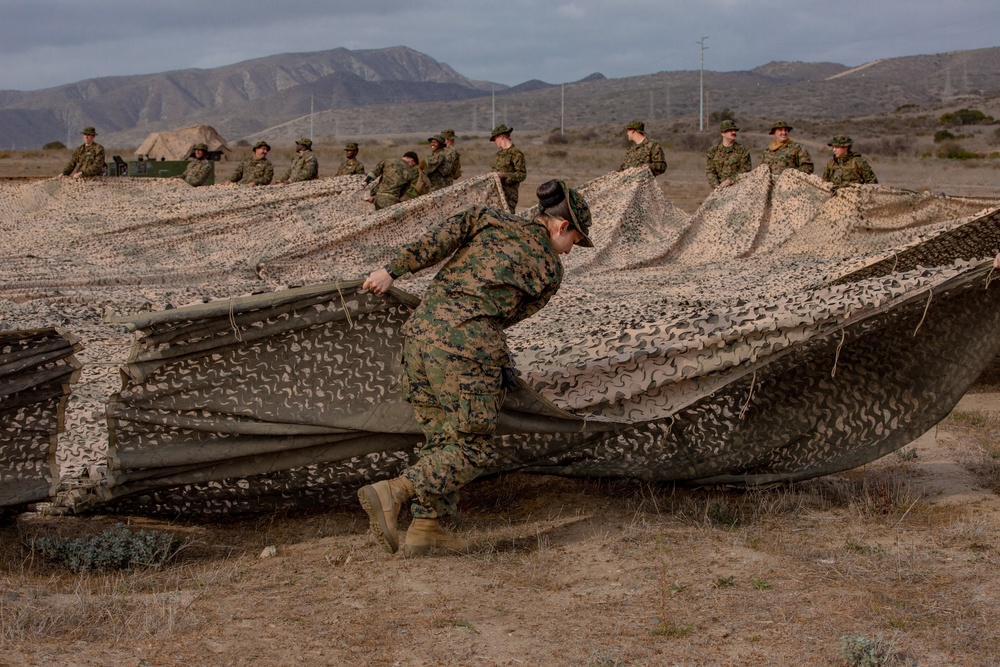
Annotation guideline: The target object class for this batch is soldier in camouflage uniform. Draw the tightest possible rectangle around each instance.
[761,121,813,176]
[364,157,416,210]
[425,134,453,191]
[336,142,365,176]
[619,120,667,176]
[228,141,274,186]
[401,151,430,201]
[489,124,526,211]
[822,135,878,188]
[359,179,594,556]
[706,120,751,188]
[181,143,214,187]
[277,138,319,184]
[442,129,462,183]
[61,126,105,178]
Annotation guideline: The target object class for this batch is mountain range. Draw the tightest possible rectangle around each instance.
[2,45,1000,149]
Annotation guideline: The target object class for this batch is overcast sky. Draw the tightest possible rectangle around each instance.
[2,0,999,92]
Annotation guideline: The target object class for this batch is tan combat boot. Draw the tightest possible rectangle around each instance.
[358,477,414,554]
[402,518,473,557]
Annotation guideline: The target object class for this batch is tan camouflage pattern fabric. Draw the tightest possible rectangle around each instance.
[823,152,878,187]
[619,139,667,176]
[425,148,453,191]
[62,142,106,177]
[444,146,461,180]
[181,158,214,187]
[1,329,81,511]
[2,168,999,515]
[228,156,274,185]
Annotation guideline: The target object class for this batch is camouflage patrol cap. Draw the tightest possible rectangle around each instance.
[192,143,209,152]
[428,134,446,145]
[828,135,853,147]
[295,137,313,149]
[252,140,271,151]
[489,124,513,141]
[769,121,793,134]
[441,129,456,139]
[81,126,98,135]
[624,120,646,134]
[540,179,594,248]
[719,120,740,132]
[344,142,359,151]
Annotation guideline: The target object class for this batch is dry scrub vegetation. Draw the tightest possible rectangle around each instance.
[2,137,1000,666]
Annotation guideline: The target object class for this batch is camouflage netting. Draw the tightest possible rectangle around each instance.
[2,167,999,515]
[0,329,81,512]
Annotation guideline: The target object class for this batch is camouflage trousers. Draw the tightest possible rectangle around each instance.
[501,184,519,212]
[374,193,401,210]
[400,336,503,519]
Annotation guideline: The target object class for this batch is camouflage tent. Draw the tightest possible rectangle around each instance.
[134,124,232,161]
[1,167,999,516]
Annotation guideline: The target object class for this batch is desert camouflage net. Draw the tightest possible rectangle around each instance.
[0,329,81,511]
[1,167,999,515]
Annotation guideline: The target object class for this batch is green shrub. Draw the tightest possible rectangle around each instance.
[838,635,896,666]
[30,523,183,572]
[43,141,67,150]
[933,129,956,143]
[936,143,980,160]
[940,108,994,126]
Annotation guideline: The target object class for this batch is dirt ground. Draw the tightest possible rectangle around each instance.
[2,145,1000,666]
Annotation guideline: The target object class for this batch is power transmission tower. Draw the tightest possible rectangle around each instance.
[697,36,708,131]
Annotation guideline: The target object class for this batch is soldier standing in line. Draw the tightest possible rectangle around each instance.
[425,134,452,191]
[181,143,214,187]
[706,120,751,188]
[61,126,105,178]
[489,124,526,211]
[761,121,813,176]
[442,129,461,184]
[401,151,430,201]
[358,179,594,556]
[364,156,416,210]
[618,120,667,176]
[277,138,319,184]
[228,140,274,186]
[822,135,878,188]
[336,142,365,176]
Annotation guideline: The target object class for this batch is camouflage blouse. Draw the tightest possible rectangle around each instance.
[182,158,214,187]
[619,139,667,176]
[369,159,415,210]
[426,149,453,191]
[822,153,878,187]
[761,140,813,176]
[279,151,318,183]
[62,142,106,177]
[229,157,274,186]
[336,158,365,176]
[706,142,751,188]
[444,146,462,180]
[386,206,563,363]
[491,145,526,210]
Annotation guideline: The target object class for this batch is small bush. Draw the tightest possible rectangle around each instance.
[940,108,994,126]
[30,523,183,572]
[43,141,67,150]
[936,143,980,160]
[546,131,569,145]
[933,129,956,143]
[838,634,897,666]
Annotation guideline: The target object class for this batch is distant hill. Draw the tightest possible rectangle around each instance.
[3,45,1000,149]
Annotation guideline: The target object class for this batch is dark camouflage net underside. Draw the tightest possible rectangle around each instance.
[2,167,998,515]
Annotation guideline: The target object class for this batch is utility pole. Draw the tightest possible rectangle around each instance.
[697,36,708,131]
[561,84,565,135]
[310,95,314,143]
[492,85,496,130]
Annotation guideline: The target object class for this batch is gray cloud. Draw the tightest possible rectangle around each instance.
[0,0,998,91]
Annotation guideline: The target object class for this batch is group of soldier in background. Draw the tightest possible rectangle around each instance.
[60,118,879,208]
[706,119,878,189]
